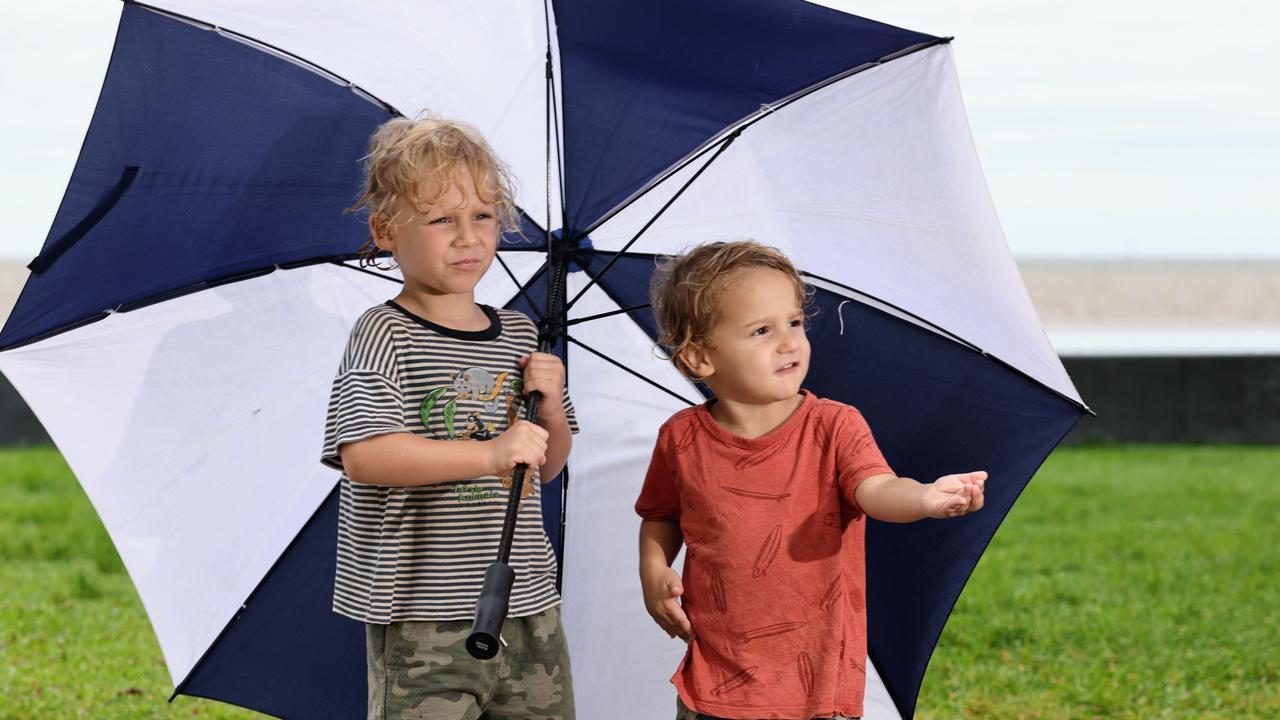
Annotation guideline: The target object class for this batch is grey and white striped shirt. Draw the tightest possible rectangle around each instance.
[322,301,577,623]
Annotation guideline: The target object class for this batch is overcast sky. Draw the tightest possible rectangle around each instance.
[1,0,1276,261]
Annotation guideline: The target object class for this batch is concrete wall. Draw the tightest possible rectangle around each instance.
[4,357,1277,447]
[1061,356,1280,444]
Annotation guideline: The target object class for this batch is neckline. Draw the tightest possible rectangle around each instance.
[385,300,502,341]
[694,390,814,450]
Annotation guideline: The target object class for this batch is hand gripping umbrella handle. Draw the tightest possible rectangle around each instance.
[469,251,565,659]
[467,385,543,659]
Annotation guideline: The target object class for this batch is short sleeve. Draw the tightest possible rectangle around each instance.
[561,391,580,435]
[321,371,408,470]
[635,427,680,521]
[834,407,894,514]
[320,311,409,471]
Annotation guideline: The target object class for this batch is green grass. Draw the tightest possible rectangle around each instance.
[916,445,1280,719]
[2,445,1277,718]
[0,447,258,719]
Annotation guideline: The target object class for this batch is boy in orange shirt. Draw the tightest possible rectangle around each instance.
[636,241,987,720]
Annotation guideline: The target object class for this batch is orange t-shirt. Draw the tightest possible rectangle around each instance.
[636,390,893,719]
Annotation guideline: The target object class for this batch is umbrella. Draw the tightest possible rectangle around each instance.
[0,1,1088,717]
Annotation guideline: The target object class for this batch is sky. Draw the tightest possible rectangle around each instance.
[0,0,1276,261]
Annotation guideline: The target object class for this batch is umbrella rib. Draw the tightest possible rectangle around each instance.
[4,225,547,351]
[131,1,401,115]
[543,0,568,233]
[0,255,368,352]
[579,37,953,238]
[495,255,546,319]
[565,336,695,407]
[331,259,403,284]
[170,482,342,702]
[499,207,550,316]
[802,270,1095,415]
[801,271,978,352]
[515,206,549,242]
[563,130,742,312]
[565,304,651,327]
[544,9,554,262]
[549,65,568,233]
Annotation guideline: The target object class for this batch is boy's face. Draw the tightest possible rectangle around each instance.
[374,166,498,298]
[687,267,810,405]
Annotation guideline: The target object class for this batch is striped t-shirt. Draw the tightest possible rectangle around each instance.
[321,301,578,624]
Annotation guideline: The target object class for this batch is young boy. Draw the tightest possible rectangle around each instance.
[322,116,577,720]
[636,241,987,720]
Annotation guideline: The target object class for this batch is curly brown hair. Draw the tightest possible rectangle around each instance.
[347,113,519,266]
[650,240,810,378]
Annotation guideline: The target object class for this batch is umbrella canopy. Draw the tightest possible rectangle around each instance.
[0,1,1086,717]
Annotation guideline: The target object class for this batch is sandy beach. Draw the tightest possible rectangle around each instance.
[2,259,1278,356]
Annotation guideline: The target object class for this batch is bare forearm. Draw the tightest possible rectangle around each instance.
[538,411,572,483]
[856,473,929,523]
[341,433,493,487]
[639,519,683,572]
[638,518,691,640]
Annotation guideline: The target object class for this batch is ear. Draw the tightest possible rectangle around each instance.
[679,343,715,382]
[370,214,396,253]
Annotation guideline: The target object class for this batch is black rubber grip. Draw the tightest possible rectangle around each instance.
[466,562,515,659]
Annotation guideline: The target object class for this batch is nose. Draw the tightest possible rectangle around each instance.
[455,218,481,247]
[778,324,805,353]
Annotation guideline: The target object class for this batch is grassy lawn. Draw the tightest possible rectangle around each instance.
[917,445,1280,719]
[1,445,1277,718]
[0,447,258,719]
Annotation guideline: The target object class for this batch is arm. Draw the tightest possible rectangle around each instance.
[639,519,691,641]
[536,411,572,483]
[520,351,573,484]
[340,421,548,487]
[855,470,988,522]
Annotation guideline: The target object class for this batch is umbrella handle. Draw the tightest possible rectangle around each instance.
[466,562,515,659]
[466,379,543,659]
[466,299,564,657]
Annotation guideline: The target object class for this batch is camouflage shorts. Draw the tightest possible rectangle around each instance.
[366,605,574,720]
[676,697,857,720]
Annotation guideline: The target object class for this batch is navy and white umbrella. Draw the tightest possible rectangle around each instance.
[0,1,1087,717]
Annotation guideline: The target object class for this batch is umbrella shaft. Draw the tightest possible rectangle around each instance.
[496,388,540,563]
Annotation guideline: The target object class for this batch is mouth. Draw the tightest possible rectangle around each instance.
[452,258,482,270]
[776,361,800,374]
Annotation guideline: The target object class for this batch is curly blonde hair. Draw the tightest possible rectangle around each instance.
[347,113,519,266]
[651,240,810,378]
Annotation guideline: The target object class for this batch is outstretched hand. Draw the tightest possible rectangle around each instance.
[641,565,692,642]
[921,471,987,518]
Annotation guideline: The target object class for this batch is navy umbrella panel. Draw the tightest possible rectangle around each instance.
[552,0,936,229]
[0,2,1086,718]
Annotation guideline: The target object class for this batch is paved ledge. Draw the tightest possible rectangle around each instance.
[3,260,1278,445]
[1062,356,1280,445]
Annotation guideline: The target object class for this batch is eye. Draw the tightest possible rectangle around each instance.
[752,326,770,336]
[788,319,804,328]
[429,216,451,225]
[473,212,494,221]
